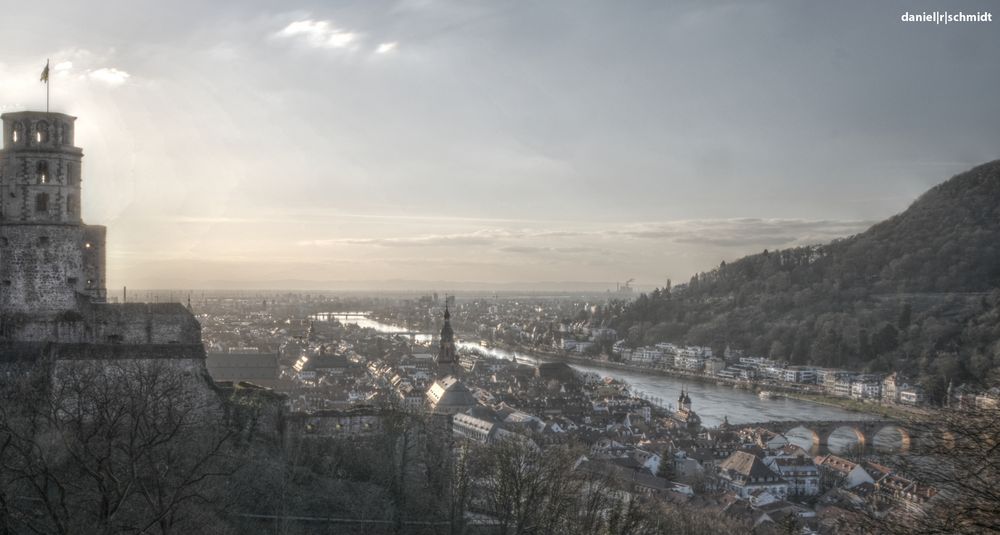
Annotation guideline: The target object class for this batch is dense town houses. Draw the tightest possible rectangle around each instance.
[181,292,953,532]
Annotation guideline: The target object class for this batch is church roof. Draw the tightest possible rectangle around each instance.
[426,376,477,414]
[719,451,778,481]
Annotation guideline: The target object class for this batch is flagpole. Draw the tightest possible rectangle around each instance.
[46,59,50,112]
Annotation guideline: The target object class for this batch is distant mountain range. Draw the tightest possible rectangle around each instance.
[613,161,1000,401]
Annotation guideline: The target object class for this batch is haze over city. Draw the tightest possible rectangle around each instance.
[1,0,998,290]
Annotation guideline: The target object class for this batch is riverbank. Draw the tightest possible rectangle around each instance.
[335,314,909,424]
[781,392,928,421]
[495,343,930,420]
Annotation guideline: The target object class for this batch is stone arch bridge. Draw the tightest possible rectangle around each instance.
[741,419,913,453]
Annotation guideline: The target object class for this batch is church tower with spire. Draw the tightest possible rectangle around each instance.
[436,303,458,375]
[673,387,700,431]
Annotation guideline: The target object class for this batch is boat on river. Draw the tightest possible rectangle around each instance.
[759,390,782,400]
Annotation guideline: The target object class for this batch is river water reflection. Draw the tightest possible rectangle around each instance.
[319,313,897,452]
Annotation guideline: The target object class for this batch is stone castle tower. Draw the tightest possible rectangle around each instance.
[0,111,201,352]
[0,112,106,314]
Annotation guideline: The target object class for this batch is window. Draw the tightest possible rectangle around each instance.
[37,161,48,184]
[38,236,50,245]
[35,193,49,213]
[34,122,48,143]
[67,194,77,216]
[68,277,78,285]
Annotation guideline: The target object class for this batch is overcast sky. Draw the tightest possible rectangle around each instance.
[1,0,997,290]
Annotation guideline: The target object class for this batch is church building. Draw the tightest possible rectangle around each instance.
[426,304,477,415]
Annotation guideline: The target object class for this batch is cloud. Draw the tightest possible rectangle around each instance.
[273,19,359,50]
[296,218,870,254]
[300,227,594,249]
[375,42,398,54]
[612,218,874,247]
[87,67,130,86]
[500,245,594,255]
[301,228,518,248]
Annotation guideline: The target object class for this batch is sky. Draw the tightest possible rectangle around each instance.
[1,0,998,291]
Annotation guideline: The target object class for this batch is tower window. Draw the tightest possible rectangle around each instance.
[67,163,80,186]
[34,122,48,143]
[68,277,78,285]
[67,194,77,216]
[37,161,49,184]
[35,193,49,213]
[38,236,50,245]
[11,131,17,143]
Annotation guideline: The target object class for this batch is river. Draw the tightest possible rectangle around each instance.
[316,313,901,452]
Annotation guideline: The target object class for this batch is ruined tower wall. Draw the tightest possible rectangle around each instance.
[0,112,100,315]
[0,111,209,397]
[82,224,107,301]
[0,225,85,312]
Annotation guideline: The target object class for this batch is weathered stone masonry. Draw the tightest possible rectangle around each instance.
[0,111,206,373]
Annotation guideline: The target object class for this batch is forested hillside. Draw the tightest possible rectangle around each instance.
[612,161,1000,402]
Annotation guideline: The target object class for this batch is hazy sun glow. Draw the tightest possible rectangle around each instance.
[1,0,997,290]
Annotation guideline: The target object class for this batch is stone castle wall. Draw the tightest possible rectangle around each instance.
[1,302,202,344]
[0,111,219,409]
[0,225,86,313]
[82,224,106,301]
[89,303,203,344]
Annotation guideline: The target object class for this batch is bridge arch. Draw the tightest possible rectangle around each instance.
[873,424,912,453]
[745,420,911,454]
[784,425,822,452]
[824,425,867,454]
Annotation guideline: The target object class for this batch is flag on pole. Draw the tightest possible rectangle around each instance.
[40,60,49,83]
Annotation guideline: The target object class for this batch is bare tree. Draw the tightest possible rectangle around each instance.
[445,441,473,535]
[0,360,237,535]
[470,437,576,534]
[873,403,1000,534]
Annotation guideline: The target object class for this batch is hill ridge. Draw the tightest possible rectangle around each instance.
[612,160,1000,402]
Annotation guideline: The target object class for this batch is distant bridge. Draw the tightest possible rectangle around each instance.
[739,419,912,453]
